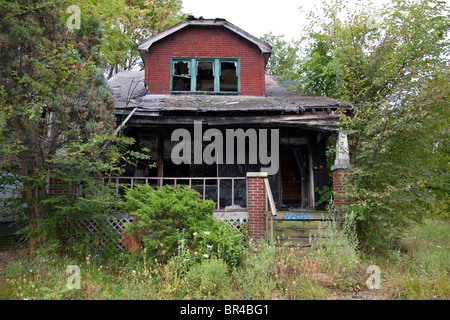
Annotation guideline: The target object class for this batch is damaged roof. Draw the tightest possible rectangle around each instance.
[108,71,351,132]
[137,16,272,66]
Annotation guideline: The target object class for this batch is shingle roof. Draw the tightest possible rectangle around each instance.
[108,71,351,132]
[109,71,349,111]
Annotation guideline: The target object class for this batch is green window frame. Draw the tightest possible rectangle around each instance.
[170,57,240,94]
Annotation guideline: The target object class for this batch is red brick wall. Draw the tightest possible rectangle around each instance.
[145,25,266,96]
[332,168,352,212]
[247,175,267,240]
[48,178,69,195]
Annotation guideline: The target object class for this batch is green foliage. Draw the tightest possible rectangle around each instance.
[236,240,278,299]
[36,135,128,257]
[295,0,449,101]
[2,219,448,299]
[124,184,217,261]
[297,38,339,97]
[73,0,186,77]
[310,209,361,284]
[288,0,450,252]
[259,32,300,77]
[405,219,450,273]
[182,258,232,299]
[191,220,246,269]
[0,0,142,256]
[339,69,450,251]
[315,185,333,208]
[124,184,245,269]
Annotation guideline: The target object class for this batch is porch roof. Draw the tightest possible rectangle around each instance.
[108,71,351,132]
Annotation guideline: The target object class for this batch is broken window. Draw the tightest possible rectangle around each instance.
[196,61,214,91]
[220,61,238,92]
[171,58,239,93]
[172,60,191,91]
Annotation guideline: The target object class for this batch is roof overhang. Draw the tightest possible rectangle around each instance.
[109,72,352,133]
[138,17,272,66]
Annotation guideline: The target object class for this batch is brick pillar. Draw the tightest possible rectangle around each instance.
[332,168,352,209]
[47,165,71,196]
[331,130,352,215]
[48,178,70,195]
[247,172,267,240]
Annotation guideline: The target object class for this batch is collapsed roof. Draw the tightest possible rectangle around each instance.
[108,71,351,132]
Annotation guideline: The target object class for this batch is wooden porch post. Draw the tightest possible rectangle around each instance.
[157,134,164,186]
[307,136,315,208]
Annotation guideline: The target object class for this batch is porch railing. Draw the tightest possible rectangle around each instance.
[103,176,248,210]
[264,177,277,245]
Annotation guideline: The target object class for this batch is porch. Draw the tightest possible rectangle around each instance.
[104,173,333,246]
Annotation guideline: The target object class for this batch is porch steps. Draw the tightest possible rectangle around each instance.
[265,210,336,248]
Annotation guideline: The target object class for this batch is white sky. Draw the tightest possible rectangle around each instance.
[181,0,449,41]
[181,0,315,40]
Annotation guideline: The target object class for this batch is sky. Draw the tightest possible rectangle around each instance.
[181,0,315,40]
[181,0,449,41]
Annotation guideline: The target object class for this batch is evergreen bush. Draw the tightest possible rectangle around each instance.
[124,184,216,262]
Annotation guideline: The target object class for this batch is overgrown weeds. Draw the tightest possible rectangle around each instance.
[309,210,361,288]
[1,219,448,300]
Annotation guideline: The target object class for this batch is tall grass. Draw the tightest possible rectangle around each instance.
[1,219,448,300]
[380,219,450,299]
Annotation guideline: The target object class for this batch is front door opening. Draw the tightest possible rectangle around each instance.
[280,146,303,208]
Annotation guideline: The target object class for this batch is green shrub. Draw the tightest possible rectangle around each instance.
[192,220,245,269]
[124,184,217,262]
[183,258,232,299]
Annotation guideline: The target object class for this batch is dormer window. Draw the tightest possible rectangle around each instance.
[171,57,239,93]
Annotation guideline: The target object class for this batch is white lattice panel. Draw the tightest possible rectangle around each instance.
[77,210,249,253]
[76,213,133,252]
[213,209,249,235]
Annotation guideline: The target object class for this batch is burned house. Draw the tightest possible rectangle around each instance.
[108,17,351,235]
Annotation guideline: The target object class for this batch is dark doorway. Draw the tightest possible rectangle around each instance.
[280,146,303,207]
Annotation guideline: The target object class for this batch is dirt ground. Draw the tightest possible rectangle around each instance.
[0,237,28,269]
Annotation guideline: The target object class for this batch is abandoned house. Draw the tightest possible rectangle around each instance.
[108,16,352,242]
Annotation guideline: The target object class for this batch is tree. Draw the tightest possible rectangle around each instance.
[289,0,449,252]
[74,0,186,78]
[260,32,300,77]
[0,0,120,253]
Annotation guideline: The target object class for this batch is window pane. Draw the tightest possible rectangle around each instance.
[172,61,190,91]
[196,61,214,91]
[173,61,190,76]
[220,62,238,92]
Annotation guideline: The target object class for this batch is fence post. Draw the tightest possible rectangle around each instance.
[246,172,268,240]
